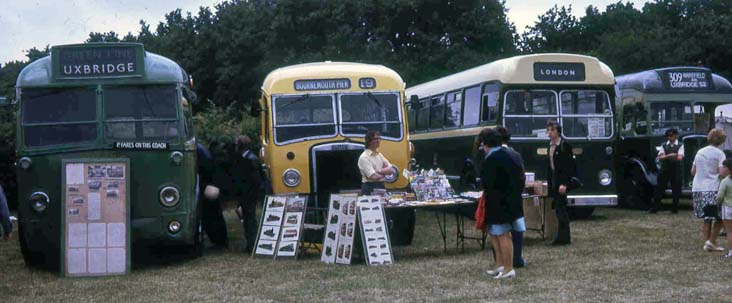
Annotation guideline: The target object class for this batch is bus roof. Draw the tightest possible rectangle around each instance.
[16,48,187,88]
[261,61,404,94]
[407,53,614,98]
[615,67,732,93]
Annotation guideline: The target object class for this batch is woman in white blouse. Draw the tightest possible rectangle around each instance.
[691,128,729,252]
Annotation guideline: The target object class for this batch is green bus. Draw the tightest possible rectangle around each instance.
[14,43,201,269]
[615,67,732,208]
[406,54,618,217]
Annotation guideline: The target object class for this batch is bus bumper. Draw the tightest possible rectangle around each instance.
[567,195,618,206]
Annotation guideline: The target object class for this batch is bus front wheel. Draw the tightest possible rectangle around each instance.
[18,221,43,266]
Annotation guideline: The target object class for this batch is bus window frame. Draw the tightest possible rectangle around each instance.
[480,83,500,124]
[444,90,462,129]
[337,90,403,141]
[271,93,338,146]
[501,89,559,140]
[648,100,695,135]
[429,94,446,130]
[406,102,417,134]
[462,85,482,127]
[101,85,182,143]
[415,98,430,132]
[558,89,614,140]
[20,85,100,149]
[262,95,270,144]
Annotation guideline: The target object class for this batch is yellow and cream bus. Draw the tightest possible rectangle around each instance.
[406,53,617,218]
[254,62,410,205]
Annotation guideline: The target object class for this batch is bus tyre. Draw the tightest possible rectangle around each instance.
[568,207,594,220]
[18,221,43,266]
[619,165,653,209]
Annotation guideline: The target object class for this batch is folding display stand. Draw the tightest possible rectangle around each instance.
[321,194,393,266]
[252,194,307,259]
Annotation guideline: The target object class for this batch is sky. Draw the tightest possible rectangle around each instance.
[0,0,652,65]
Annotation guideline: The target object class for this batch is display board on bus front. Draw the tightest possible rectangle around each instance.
[51,43,145,80]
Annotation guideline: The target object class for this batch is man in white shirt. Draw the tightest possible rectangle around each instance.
[651,128,684,213]
[358,130,396,195]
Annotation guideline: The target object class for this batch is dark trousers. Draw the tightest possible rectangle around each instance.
[553,194,571,244]
[512,231,524,265]
[360,182,386,195]
[202,198,229,247]
[240,200,258,254]
[653,169,681,212]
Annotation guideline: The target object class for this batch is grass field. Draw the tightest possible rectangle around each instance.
[1,201,731,302]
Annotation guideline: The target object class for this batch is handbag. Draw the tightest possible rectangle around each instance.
[474,195,486,231]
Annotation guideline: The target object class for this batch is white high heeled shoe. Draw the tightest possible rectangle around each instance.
[495,269,516,279]
[485,266,504,276]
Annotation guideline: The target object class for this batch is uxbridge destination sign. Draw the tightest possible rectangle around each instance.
[533,62,586,81]
[294,79,351,91]
[661,70,713,90]
[51,43,145,80]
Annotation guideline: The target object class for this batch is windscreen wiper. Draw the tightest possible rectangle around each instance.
[280,94,311,109]
[364,92,383,108]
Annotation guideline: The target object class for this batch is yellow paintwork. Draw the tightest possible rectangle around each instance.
[259,62,410,194]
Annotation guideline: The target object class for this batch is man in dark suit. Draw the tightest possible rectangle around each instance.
[197,142,229,250]
[233,135,264,254]
[546,120,576,245]
[481,128,524,279]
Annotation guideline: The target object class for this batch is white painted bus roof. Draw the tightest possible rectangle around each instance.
[406,53,614,99]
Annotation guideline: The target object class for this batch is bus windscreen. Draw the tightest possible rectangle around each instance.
[340,93,401,139]
[273,95,336,144]
[104,86,179,140]
[21,88,97,147]
[560,90,613,138]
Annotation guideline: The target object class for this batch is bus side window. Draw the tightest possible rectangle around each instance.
[463,85,480,126]
[429,95,445,129]
[407,103,416,133]
[416,99,430,131]
[445,91,462,128]
[262,96,270,143]
[182,95,194,141]
[481,84,498,122]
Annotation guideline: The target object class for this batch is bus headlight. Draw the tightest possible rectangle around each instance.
[170,151,183,166]
[30,192,50,213]
[605,146,613,156]
[598,169,612,186]
[19,157,32,171]
[159,186,180,207]
[385,165,398,183]
[283,169,301,187]
[168,220,181,233]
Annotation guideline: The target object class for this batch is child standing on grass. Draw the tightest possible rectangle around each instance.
[715,159,732,258]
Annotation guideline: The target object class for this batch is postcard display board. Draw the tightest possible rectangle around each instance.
[321,194,393,266]
[253,195,307,258]
[410,171,455,201]
[61,160,130,277]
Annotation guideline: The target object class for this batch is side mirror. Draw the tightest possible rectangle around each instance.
[183,88,198,104]
[0,96,9,106]
[250,99,262,117]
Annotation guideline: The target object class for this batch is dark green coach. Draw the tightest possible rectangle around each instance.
[14,43,201,270]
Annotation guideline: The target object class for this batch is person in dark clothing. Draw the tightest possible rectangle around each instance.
[481,128,523,279]
[233,135,264,254]
[651,128,684,213]
[197,142,229,249]
[546,120,576,245]
[497,126,527,267]
[0,184,12,241]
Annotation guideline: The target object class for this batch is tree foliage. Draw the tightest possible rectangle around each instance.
[520,0,732,77]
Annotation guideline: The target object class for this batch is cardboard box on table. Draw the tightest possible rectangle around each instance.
[521,181,557,241]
